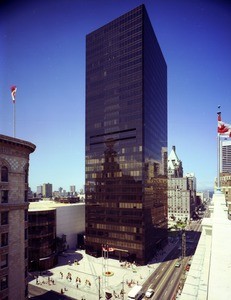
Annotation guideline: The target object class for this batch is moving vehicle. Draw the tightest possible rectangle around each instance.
[175,261,181,267]
[127,285,143,300]
[145,288,154,298]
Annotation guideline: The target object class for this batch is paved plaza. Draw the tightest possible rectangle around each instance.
[29,242,176,300]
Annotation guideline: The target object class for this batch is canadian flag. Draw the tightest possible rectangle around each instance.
[102,245,114,252]
[217,112,231,137]
[11,86,17,103]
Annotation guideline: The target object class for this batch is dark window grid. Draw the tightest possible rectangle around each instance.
[1,191,8,203]
[0,275,8,290]
[1,212,8,225]
[1,233,8,247]
[1,167,8,182]
[0,254,8,269]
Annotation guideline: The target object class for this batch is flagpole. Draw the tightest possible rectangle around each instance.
[13,101,16,137]
[11,86,17,138]
[217,106,221,192]
[217,132,220,191]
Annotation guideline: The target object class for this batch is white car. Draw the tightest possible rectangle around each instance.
[145,288,154,298]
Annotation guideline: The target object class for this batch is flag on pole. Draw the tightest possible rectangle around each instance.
[217,112,231,137]
[11,86,17,103]
[102,244,114,252]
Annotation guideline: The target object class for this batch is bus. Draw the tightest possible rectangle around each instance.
[127,285,143,300]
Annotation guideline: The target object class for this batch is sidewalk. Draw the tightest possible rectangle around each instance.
[29,241,177,300]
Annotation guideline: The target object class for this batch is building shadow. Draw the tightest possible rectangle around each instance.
[29,287,75,300]
[56,250,84,267]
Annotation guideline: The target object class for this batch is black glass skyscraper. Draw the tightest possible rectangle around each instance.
[85,4,167,264]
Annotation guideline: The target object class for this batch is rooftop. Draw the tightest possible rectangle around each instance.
[180,192,231,300]
[29,200,85,212]
[0,133,36,152]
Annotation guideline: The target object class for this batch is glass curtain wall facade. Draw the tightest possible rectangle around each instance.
[85,4,167,264]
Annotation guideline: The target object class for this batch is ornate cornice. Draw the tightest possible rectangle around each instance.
[0,134,36,154]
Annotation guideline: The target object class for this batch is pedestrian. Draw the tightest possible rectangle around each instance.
[61,288,64,294]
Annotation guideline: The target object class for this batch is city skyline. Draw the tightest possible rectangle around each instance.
[1,0,231,192]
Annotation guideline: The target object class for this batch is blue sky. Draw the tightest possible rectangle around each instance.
[1,0,231,192]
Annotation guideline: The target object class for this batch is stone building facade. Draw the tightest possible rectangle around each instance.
[167,146,196,225]
[0,134,35,300]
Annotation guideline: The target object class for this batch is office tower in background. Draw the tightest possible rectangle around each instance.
[70,185,76,194]
[42,183,53,198]
[85,4,167,264]
[36,185,42,197]
[221,139,231,173]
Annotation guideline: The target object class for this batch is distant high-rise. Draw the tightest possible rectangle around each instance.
[36,185,42,196]
[85,4,167,264]
[0,134,35,299]
[42,183,52,198]
[70,185,76,194]
[221,139,231,173]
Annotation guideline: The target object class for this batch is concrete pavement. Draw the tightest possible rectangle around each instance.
[29,242,177,300]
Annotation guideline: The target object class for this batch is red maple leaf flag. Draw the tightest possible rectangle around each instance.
[11,86,17,103]
[102,244,114,252]
[217,112,231,137]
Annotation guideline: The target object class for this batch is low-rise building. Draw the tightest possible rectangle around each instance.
[28,200,85,270]
[28,207,57,271]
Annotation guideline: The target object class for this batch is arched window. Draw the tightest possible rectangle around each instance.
[1,166,8,182]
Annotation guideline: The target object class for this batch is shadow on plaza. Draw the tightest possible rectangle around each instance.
[57,251,83,267]
[28,251,83,284]
[29,286,75,300]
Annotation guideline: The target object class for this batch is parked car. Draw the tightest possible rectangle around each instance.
[145,288,154,298]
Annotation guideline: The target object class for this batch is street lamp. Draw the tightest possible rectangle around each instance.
[98,276,101,299]
[121,273,129,300]
[121,280,125,300]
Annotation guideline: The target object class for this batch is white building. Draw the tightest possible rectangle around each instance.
[29,201,85,249]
